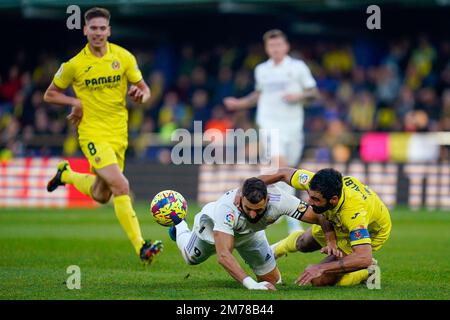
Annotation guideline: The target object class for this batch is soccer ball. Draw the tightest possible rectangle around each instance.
[150,190,187,226]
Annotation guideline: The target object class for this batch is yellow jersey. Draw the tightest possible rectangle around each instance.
[290,169,392,248]
[53,42,143,143]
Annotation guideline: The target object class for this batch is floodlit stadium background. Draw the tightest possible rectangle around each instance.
[0,0,449,209]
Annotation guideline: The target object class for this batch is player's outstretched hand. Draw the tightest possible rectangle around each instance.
[128,85,144,103]
[67,100,83,127]
[295,264,324,286]
[320,245,344,258]
[223,97,240,111]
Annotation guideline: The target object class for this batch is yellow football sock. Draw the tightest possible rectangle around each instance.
[113,195,145,255]
[62,170,95,197]
[337,269,369,286]
[273,230,304,258]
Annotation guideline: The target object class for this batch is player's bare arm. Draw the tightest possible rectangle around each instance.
[223,90,260,111]
[213,231,276,290]
[259,167,297,186]
[43,82,83,127]
[299,207,342,258]
[283,87,320,104]
[233,167,296,206]
[296,244,372,285]
[128,79,151,104]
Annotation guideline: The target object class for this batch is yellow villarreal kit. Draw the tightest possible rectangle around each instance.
[53,42,143,172]
[290,169,392,255]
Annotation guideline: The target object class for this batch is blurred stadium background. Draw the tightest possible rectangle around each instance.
[1,0,450,300]
[1,0,449,208]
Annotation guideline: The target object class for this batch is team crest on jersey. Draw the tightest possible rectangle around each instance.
[298,173,309,185]
[224,213,235,228]
[111,60,120,70]
[95,156,101,164]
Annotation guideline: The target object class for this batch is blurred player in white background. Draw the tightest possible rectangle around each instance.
[224,29,319,234]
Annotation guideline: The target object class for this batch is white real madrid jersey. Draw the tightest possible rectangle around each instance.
[254,56,316,130]
[193,185,307,244]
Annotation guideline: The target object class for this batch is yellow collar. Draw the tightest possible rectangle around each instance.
[84,42,111,59]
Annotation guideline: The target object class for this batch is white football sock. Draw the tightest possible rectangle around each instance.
[175,220,191,252]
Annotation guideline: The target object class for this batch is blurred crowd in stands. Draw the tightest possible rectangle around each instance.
[1,34,450,162]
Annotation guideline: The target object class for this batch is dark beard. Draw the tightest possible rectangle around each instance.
[240,200,266,224]
[312,203,332,214]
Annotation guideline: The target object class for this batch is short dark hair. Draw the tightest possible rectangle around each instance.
[242,178,267,204]
[84,7,110,23]
[309,168,343,200]
[263,29,288,43]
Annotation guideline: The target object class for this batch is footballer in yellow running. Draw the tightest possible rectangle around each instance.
[256,167,392,287]
[44,7,162,264]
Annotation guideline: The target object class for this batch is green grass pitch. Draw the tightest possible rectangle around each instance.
[0,203,449,300]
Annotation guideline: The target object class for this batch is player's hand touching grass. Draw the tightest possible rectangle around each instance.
[243,277,277,291]
[295,264,324,286]
[67,99,83,127]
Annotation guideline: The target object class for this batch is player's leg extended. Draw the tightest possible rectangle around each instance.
[95,164,145,256]
[176,227,215,266]
[271,227,321,258]
[47,160,96,198]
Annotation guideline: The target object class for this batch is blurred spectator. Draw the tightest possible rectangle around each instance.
[394,86,415,127]
[2,34,450,162]
[416,87,440,130]
[348,91,376,131]
[178,45,197,76]
[205,105,233,133]
[191,89,212,127]
[213,66,234,105]
[158,90,192,129]
[0,66,22,103]
[375,64,401,105]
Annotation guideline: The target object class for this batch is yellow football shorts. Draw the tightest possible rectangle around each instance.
[79,139,127,173]
[311,223,390,255]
